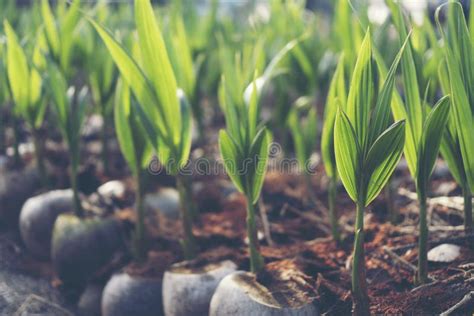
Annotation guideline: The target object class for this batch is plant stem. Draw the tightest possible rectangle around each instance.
[246,198,264,274]
[417,189,428,284]
[328,176,340,241]
[32,129,48,188]
[133,170,147,262]
[352,200,370,316]
[176,174,197,260]
[13,117,22,167]
[463,186,473,235]
[70,153,83,217]
[101,112,109,176]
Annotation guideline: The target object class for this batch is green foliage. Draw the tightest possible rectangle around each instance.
[321,54,346,180]
[90,0,197,259]
[388,1,451,195]
[288,99,317,172]
[114,78,151,261]
[435,2,474,233]
[219,73,271,273]
[219,77,272,204]
[4,20,46,130]
[114,79,151,177]
[388,1,452,284]
[334,30,406,207]
[333,29,407,314]
[89,0,191,176]
[41,0,81,76]
[47,62,88,215]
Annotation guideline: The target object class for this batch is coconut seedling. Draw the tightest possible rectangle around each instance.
[83,14,118,176]
[208,44,321,316]
[334,30,408,315]
[4,21,48,182]
[114,78,151,261]
[321,54,346,242]
[219,73,271,274]
[388,1,451,285]
[90,0,197,260]
[47,63,88,217]
[435,3,474,234]
[46,64,123,287]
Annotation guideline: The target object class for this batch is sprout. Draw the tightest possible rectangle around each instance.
[321,53,346,242]
[219,74,271,274]
[41,0,81,77]
[47,63,88,217]
[114,78,151,262]
[435,2,474,235]
[288,97,317,196]
[334,30,407,314]
[83,6,118,176]
[90,0,197,260]
[4,20,48,182]
[388,1,451,285]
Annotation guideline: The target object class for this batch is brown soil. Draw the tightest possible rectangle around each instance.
[5,136,474,314]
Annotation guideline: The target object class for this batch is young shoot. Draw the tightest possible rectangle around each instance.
[321,53,346,242]
[90,0,197,260]
[41,0,81,78]
[4,21,48,182]
[334,30,407,315]
[114,78,151,262]
[47,63,88,217]
[219,75,272,274]
[84,11,118,176]
[435,2,474,235]
[288,98,317,196]
[388,1,451,284]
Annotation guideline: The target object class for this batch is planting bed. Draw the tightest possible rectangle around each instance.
[0,139,472,314]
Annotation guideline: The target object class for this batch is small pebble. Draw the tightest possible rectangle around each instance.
[427,244,461,263]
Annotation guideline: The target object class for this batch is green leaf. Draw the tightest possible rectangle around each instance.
[247,73,259,141]
[219,130,244,194]
[388,0,424,177]
[249,128,271,204]
[243,39,299,103]
[114,78,137,174]
[416,96,451,191]
[59,0,80,72]
[436,4,474,192]
[4,20,30,114]
[334,109,360,202]
[440,126,466,186]
[367,33,409,146]
[135,0,181,145]
[178,90,192,169]
[321,54,346,178]
[88,18,163,140]
[346,29,373,149]
[41,0,60,60]
[46,62,69,135]
[365,120,406,205]
[445,2,474,107]
[168,13,195,101]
